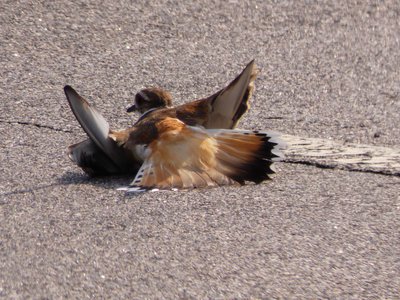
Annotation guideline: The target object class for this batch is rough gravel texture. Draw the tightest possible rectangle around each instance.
[1,1,399,299]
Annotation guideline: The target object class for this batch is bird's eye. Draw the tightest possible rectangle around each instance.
[135,94,145,105]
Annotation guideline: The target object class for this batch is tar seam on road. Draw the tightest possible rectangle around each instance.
[0,119,73,133]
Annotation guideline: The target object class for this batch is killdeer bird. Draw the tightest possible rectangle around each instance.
[67,60,260,176]
[65,60,284,191]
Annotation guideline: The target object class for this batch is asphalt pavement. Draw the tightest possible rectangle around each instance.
[1,1,399,298]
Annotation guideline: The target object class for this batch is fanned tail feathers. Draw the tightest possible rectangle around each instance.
[124,125,284,193]
[211,129,284,184]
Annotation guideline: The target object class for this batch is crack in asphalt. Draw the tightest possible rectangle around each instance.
[283,159,400,177]
[1,180,87,197]
[0,183,63,198]
[0,119,73,133]
[0,173,131,197]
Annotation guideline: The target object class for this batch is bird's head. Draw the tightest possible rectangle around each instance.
[127,87,173,114]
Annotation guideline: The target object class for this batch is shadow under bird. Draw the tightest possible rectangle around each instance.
[65,60,285,192]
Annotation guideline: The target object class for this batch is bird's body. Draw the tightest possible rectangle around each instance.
[65,60,285,192]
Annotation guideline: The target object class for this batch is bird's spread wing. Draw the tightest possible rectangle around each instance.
[121,118,284,192]
[204,60,259,129]
[64,85,131,172]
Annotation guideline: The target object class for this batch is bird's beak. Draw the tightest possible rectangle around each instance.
[126,104,137,113]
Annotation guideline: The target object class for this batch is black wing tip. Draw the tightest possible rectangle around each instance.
[63,85,90,108]
[64,85,75,93]
[64,85,81,101]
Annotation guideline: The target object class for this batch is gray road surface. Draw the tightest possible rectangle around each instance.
[1,1,399,298]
